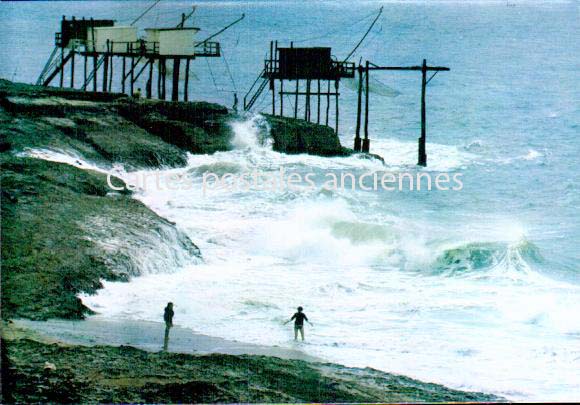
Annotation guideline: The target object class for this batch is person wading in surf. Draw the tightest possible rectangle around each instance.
[163,302,174,351]
[284,306,312,341]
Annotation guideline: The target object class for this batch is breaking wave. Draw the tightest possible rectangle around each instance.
[432,239,543,279]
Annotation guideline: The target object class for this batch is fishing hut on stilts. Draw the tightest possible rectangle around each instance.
[36,4,244,102]
[244,7,450,167]
[243,41,355,136]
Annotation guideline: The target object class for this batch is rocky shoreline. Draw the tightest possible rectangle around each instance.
[2,322,503,403]
[1,80,501,403]
[0,79,352,320]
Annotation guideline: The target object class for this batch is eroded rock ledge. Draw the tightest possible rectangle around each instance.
[1,79,352,164]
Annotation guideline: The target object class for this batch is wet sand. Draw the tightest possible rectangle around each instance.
[13,317,322,362]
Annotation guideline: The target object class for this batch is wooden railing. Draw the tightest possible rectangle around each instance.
[194,41,220,57]
[126,41,159,55]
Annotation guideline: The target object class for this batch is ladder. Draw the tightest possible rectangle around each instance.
[36,46,60,85]
[37,48,74,87]
[243,68,268,111]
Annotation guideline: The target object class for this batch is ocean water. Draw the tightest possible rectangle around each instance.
[2,0,579,401]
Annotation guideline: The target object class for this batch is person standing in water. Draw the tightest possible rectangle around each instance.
[284,306,312,341]
[163,302,174,351]
[232,92,239,112]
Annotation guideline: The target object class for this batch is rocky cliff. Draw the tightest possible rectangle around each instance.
[0,79,352,321]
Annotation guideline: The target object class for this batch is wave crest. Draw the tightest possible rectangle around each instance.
[433,239,543,278]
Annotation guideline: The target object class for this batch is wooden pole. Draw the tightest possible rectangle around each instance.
[419,58,427,166]
[335,80,340,135]
[161,58,167,100]
[102,40,109,92]
[122,57,126,94]
[184,58,190,102]
[130,55,135,96]
[90,18,96,92]
[354,65,363,152]
[326,80,330,126]
[305,79,310,121]
[317,79,321,124]
[108,43,114,92]
[157,59,162,98]
[70,51,75,88]
[279,80,284,116]
[102,54,109,92]
[271,79,275,116]
[294,79,299,119]
[59,48,64,87]
[362,61,370,153]
[93,55,98,92]
[83,54,87,89]
[147,59,153,99]
[172,58,180,101]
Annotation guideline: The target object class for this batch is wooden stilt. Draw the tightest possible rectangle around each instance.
[108,45,114,92]
[271,79,275,116]
[172,58,181,101]
[59,48,64,87]
[102,56,109,92]
[354,65,363,152]
[279,80,284,116]
[93,55,98,92]
[326,80,330,126]
[90,18,96,92]
[83,54,87,89]
[305,79,311,122]
[157,59,162,98]
[102,41,109,92]
[317,79,321,124]
[335,80,340,135]
[184,58,190,102]
[362,61,370,153]
[70,51,75,88]
[419,59,427,166]
[146,59,153,99]
[122,57,126,94]
[161,58,167,100]
[130,56,135,96]
[294,79,299,119]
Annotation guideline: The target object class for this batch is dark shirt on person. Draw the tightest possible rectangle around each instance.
[291,312,308,327]
[164,307,174,326]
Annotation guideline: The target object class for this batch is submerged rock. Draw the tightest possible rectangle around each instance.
[264,114,352,156]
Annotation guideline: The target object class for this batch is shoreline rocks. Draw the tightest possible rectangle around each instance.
[1,332,504,404]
